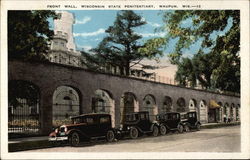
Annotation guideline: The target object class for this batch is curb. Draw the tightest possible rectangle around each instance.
[9,123,240,152]
[201,122,240,129]
[8,140,57,152]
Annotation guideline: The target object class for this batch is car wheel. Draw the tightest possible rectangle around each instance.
[159,124,167,135]
[152,125,159,137]
[106,130,115,142]
[178,125,184,133]
[184,125,190,132]
[130,127,139,139]
[196,123,201,131]
[70,132,80,147]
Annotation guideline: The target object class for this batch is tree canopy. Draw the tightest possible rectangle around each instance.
[8,10,58,61]
[161,10,240,93]
[8,11,57,107]
[82,10,165,76]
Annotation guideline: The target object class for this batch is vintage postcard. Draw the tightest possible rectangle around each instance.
[1,0,249,159]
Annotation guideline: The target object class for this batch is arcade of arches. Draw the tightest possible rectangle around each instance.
[8,60,240,134]
[8,80,240,134]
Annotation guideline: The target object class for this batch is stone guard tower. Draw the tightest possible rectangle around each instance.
[54,11,77,53]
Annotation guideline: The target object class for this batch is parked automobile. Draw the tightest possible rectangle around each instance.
[180,111,201,132]
[118,111,160,139]
[49,113,118,146]
[156,112,184,135]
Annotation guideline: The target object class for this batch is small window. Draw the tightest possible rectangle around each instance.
[189,113,193,118]
[72,118,80,124]
[146,100,151,105]
[100,116,110,124]
[86,118,94,124]
[140,113,146,120]
[126,114,137,121]
[172,114,177,120]
[164,114,168,119]
[63,96,71,100]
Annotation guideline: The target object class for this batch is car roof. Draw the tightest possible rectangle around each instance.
[71,113,111,119]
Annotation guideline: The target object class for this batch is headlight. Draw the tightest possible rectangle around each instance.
[55,128,58,133]
[127,126,130,130]
[64,127,68,132]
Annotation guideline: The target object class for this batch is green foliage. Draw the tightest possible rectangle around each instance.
[84,10,165,76]
[8,10,58,61]
[9,80,39,108]
[162,10,240,93]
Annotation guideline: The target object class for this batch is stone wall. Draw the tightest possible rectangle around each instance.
[8,60,240,134]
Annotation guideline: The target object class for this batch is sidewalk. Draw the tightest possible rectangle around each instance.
[9,136,49,144]
[8,122,240,152]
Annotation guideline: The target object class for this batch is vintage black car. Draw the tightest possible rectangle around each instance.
[156,112,184,135]
[49,113,117,146]
[119,111,159,139]
[181,111,201,132]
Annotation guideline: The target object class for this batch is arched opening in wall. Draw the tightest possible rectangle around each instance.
[218,102,223,122]
[224,103,229,116]
[91,89,115,127]
[199,100,207,123]
[230,103,235,122]
[176,98,186,112]
[222,103,229,123]
[162,96,172,113]
[8,80,40,134]
[208,100,221,123]
[142,94,157,121]
[52,86,80,127]
[189,99,197,112]
[236,104,240,121]
[120,92,138,123]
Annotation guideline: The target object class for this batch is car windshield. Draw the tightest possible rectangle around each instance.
[181,113,188,119]
[125,114,138,121]
[188,112,196,118]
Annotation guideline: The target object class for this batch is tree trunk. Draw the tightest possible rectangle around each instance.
[125,61,130,76]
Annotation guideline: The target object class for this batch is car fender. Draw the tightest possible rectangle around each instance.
[183,122,190,127]
[49,131,57,137]
[195,121,201,126]
[150,123,159,131]
[178,122,184,127]
[66,129,89,139]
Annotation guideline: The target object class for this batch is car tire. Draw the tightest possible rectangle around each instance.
[196,123,201,131]
[159,124,167,135]
[106,130,115,142]
[130,127,139,139]
[152,125,159,137]
[70,132,80,147]
[184,125,190,132]
[177,124,184,133]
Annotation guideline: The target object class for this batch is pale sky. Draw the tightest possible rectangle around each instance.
[50,10,233,80]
